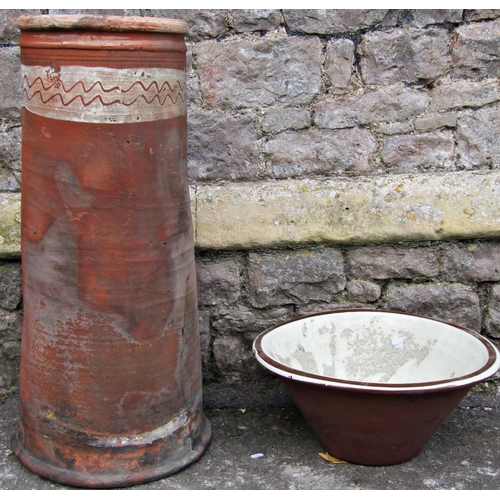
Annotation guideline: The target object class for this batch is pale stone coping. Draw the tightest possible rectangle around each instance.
[192,171,500,249]
[1,171,500,258]
[0,193,21,259]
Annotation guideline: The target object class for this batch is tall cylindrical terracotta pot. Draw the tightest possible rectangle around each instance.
[12,15,210,488]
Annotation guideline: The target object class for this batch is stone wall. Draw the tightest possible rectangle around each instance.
[1,9,500,404]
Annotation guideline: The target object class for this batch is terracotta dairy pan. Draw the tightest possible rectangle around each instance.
[253,309,500,466]
[12,15,210,488]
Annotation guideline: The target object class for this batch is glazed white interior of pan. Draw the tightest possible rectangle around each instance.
[255,311,500,390]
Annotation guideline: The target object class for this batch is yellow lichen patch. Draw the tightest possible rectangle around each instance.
[405,211,417,222]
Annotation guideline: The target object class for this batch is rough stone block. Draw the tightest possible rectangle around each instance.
[212,305,293,341]
[359,28,450,85]
[414,113,457,132]
[0,127,21,192]
[213,336,255,381]
[430,79,500,112]
[485,284,500,338]
[262,108,311,134]
[296,302,366,316]
[265,127,376,178]
[0,310,21,342]
[457,106,500,169]
[0,9,41,45]
[314,95,360,130]
[188,111,260,181]
[325,38,355,95]
[442,242,500,282]
[149,9,229,41]
[0,311,22,393]
[356,85,429,124]
[410,10,463,27]
[0,47,21,121]
[186,46,194,73]
[197,36,322,109]
[385,283,481,332]
[453,18,500,79]
[198,310,211,375]
[464,10,500,21]
[230,9,281,32]
[349,246,440,280]
[248,248,346,308]
[283,9,396,34]
[315,85,429,129]
[186,74,201,111]
[0,262,21,310]
[346,280,381,303]
[196,260,241,306]
[381,131,455,171]
[375,122,414,136]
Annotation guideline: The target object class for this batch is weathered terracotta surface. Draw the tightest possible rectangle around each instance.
[12,15,210,488]
[281,378,471,465]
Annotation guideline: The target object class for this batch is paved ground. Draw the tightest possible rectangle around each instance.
[1,385,500,490]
